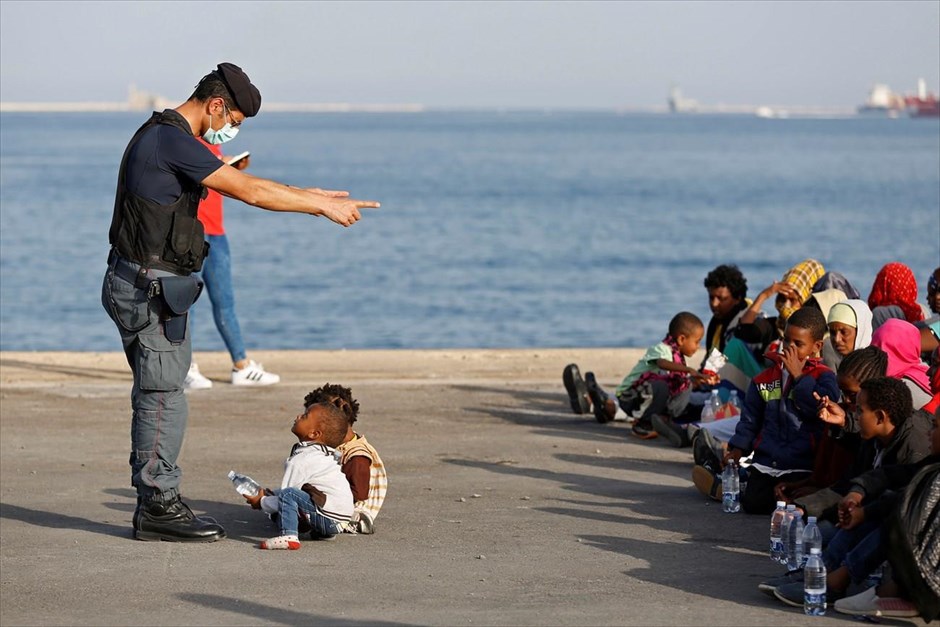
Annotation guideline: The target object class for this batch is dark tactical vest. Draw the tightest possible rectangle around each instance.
[108,110,209,275]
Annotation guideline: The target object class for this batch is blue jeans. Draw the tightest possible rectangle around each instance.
[823,521,885,583]
[193,234,246,363]
[276,488,342,537]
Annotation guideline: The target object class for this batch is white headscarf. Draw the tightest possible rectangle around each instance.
[827,299,874,351]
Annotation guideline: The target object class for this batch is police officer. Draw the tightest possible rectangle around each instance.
[102,63,379,542]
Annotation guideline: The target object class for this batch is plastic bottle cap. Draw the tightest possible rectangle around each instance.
[776,501,786,507]
[786,504,795,510]
[810,548,821,554]
[808,516,817,523]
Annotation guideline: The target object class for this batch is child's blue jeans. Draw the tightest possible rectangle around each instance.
[276,487,342,537]
[823,521,884,583]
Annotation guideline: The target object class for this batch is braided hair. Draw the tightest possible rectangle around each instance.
[837,345,888,383]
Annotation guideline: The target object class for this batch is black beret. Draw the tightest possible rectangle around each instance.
[214,62,261,117]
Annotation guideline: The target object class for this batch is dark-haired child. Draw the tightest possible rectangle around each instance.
[578,312,718,440]
[305,383,387,534]
[787,371,931,526]
[768,402,939,615]
[243,401,354,550]
[772,345,887,506]
[723,306,840,514]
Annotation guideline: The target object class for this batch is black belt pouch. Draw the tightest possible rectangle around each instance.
[158,275,203,343]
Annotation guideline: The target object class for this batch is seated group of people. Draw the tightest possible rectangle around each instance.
[563,261,940,620]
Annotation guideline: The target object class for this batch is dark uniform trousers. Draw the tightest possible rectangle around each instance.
[102,254,191,504]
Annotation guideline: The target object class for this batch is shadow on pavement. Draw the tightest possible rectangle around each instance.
[0,502,129,539]
[0,358,129,381]
[456,382,682,449]
[177,593,413,626]
[440,457,782,613]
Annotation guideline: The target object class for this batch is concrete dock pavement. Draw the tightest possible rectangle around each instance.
[0,349,930,626]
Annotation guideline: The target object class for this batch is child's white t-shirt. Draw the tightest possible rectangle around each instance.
[259,442,354,522]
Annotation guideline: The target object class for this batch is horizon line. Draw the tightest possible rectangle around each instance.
[0,101,864,117]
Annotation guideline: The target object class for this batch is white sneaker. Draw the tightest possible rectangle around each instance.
[834,586,920,618]
[184,363,213,390]
[231,360,280,386]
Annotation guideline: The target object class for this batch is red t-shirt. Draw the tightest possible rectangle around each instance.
[196,138,225,236]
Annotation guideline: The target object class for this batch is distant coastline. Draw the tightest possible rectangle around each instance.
[0,84,426,113]
[0,101,427,113]
[0,101,862,117]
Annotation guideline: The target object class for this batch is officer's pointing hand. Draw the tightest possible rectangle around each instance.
[317,195,380,227]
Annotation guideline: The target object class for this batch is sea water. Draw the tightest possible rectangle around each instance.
[1,111,937,351]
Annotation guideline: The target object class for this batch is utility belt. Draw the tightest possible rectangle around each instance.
[108,248,203,343]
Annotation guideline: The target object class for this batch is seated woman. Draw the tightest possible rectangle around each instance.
[729,258,827,375]
[868,262,928,329]
[822,299,874,371]
[871,318,934,410]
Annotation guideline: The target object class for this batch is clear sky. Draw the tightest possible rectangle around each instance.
[1,0,938,109]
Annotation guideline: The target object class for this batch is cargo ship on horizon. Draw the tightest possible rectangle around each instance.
[858,78,939,118]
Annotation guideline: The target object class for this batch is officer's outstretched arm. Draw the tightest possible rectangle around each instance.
[202,164,379,227]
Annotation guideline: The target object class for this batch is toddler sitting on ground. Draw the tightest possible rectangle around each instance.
[304,383,388,534]
[243,400,354,550]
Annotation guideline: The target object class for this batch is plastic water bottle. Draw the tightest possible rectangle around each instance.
[802,516,822,568]
[708,389,722,419]
[721,460,741,513]
[227,470,261,496]
[780,504,797,565]
[700,401,716,423]
[803,547,827,616]
[787,512,805,572]
[728,390,742,415]
[770,501,787,563]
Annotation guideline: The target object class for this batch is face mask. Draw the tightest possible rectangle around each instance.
[202,104,239,145]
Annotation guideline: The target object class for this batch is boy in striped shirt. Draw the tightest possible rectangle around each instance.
[304,384,388,534]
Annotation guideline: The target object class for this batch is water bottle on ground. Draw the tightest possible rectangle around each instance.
[721,460,741,513]
[708,389,722,420]
[787,511,805,572]
[803,547,827,616]
[770,501,787,563]
[802,516,822,568]
[728,390,741,416]
[700,400,716,423]
[780,504,797,566]
[228,470,261,497]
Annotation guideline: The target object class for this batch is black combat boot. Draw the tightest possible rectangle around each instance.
[133,497,226,543]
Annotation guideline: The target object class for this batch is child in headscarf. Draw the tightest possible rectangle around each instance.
[869,262,926,328]
[872,318,933,410]
[822,299,874,370]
